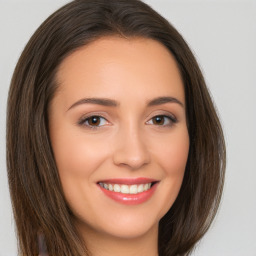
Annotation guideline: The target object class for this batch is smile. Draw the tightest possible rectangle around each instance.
[99,182,152,194]
[97,178,158,205]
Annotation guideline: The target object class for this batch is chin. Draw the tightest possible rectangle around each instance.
[107,216,159,239]
[74,208,161,241]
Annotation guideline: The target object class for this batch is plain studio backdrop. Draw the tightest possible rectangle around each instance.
[0,0,255,255]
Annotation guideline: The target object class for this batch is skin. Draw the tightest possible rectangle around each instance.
[49,36,190,256]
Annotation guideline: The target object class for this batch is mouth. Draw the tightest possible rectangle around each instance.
[98,182,156,194]
[97,178,159,205]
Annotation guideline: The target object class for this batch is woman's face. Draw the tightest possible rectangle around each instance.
[49,36,189,241]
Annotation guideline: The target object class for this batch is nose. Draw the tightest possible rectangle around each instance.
[112,125,150,170]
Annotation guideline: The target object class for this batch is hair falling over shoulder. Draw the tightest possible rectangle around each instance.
[6,0,225,255]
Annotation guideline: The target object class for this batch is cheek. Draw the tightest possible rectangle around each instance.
[50,126,111,205]
[156,128,190,175]
[50,130,111,215]
[52,130,106,176]
[152,128,189,217]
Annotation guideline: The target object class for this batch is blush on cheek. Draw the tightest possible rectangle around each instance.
[162,139,189,175]
[54,132,104,174]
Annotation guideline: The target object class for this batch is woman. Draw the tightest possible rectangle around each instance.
[6,0,225,255]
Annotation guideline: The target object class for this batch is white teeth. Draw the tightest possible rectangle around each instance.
[121,185,129,194]
[99,182,153,194]
[130,185,138,194]
[108,184,113,191]
[144,183,149,190]
[138,184,144,193]
[113,184,121,192]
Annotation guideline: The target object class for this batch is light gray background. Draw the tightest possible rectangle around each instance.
[0,0,255,255]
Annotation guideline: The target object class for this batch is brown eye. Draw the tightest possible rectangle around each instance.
[147,115,177,127]
[87,116,101,126]
[79,115,108,128]
[152,116,165,125]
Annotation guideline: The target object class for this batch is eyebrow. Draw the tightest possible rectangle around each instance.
[147,96,184,107]
[67,96,184,111]
[68,98,119,110]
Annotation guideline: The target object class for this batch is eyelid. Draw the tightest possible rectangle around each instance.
[146,113,178,126]
[77,111,178,129]
[77,114,110,129]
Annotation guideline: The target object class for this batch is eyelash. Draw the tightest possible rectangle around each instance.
[78,114,177,130]
[146,115,177,126]
[78,115,109,129]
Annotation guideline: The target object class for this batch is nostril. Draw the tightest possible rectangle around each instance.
[112,131,151,169]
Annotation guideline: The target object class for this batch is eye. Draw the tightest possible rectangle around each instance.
[146,115,177,126]
[79,115,108,128]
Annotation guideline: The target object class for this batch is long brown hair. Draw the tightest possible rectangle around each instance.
[6,0,225,255]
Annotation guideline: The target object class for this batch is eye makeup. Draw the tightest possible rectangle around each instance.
[147,115,177,126]
[77,113,178,130]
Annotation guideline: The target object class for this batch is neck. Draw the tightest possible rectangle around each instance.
[77,222,159,256]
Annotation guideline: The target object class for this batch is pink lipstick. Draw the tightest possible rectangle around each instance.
[97,178,158,205]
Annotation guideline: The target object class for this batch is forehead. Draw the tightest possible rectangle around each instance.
[55,36,185,105]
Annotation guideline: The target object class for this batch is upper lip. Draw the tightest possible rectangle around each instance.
[97,177,159,185]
